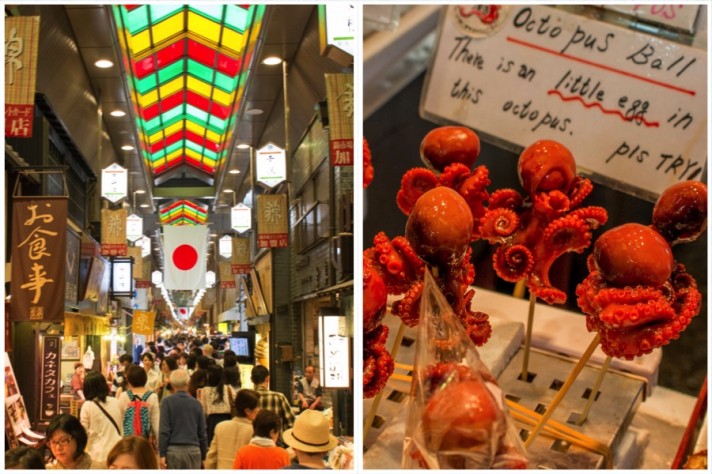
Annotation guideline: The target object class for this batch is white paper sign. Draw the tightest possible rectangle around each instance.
[422,6,707,199]
[601,5,701,33]
[231,203,252,233]
[325,4,355,57]
[140,235,152,258]
[126,214,143,242]
[112,260,133,293]
[256,143,287,189]
[319,315,350,389]
[219,236,233,258]
[101,163,128,203]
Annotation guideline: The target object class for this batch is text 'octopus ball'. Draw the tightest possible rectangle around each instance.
[593,223,674,288]
[406,187,473,268]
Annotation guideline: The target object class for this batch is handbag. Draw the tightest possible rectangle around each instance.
[93,399,121,436]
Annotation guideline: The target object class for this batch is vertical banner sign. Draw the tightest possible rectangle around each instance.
[132,310,155,336]
[231,203,252,233]
[318,315,350,389]
[101,164,128,203]
[101,209,128,256]
[125,214,143,242]
[219,261,236,289]
[257,194,289,248]
[5,16,40,138]
[127,246,143,279]
[232,237,251,274]
[39,335,61,421]
[11,197,68,322]
[318,5,355,66]
[325,73,354,166]
[65,228,81,306]
[219,236,233,258]
[256,143,287,189]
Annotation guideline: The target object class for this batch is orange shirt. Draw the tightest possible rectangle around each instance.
[233,444,290,469]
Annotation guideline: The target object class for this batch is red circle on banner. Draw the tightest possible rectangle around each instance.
[173,244,198,270]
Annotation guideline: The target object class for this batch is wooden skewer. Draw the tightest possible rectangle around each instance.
[363,321,407,439]
[520,290,537,381]
[577,355,612,426]
[524,333,601,448]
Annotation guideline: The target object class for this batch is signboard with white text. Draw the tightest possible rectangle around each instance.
[256,143,287,189]
[101,163,128,203]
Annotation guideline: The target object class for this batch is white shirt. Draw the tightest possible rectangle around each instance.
[145,368,161,392]
[79,397,123,467]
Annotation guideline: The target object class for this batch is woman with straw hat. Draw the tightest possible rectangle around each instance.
[282,410,339,469]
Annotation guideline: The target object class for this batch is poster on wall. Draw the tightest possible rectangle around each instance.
[39,336,61,422]
[61,339,80,360]
[10,196,68,322]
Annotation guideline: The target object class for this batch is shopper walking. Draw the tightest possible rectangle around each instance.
[112,354,133,398]
[157,356,178,402]
[141,353,161,392]
[106,435,159,469]
[158,368,208,469]
[197,365,232,444]
[204,389,260,469]
[79,372,123,467]
[45,414,103,469]
[283,409,338,469]
[251,365,296,430]
[118,365,160,446]
[232,410,290,469]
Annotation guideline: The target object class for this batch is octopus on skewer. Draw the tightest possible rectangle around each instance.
[479,140,608,304]
[576,181,706,359]
[363,138,374,189]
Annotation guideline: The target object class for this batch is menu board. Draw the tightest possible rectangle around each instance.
[421,6,707,200]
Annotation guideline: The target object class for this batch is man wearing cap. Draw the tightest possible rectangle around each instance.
[283,409,339,469]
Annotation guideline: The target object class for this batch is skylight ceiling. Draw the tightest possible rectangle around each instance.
[113,4,265,186]
[159,200,209,226]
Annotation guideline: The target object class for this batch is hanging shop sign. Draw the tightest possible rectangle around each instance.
[318,312,351,389]
[83,256,107,302]
[132,310,156,336]
[126,246,143,279]
[5,16,40,138]
[231,203,252,233]
[318,5,355,66]
[39,335,61,422]
[219,261,236,289]
[325,73,354,166]
[219,235,233,258]
[10,197,68,322]
[256,143,287,189]
[126,214,143,242]
[64,312,110,337]
[421,5,707,200]
[257,194,289,248]
[151,270,163,286]
[602,5,700,33]
[101,163,128,203]
[139,235,152,258]
[111,257,133,297]
[232,237,251,274]
[65,227,81,307]
[101,208,128,256]
[206,271,217,288]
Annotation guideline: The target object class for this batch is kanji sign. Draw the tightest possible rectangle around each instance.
[318,314,350,389]
[132,310,156,336]
[232,237,251,274]
[11,197,68,322]
[5,16,40,138]
[256,143,287,189]
[231,203,252,233]
[101,163,128,203]
[101,208,127,256]
[257,194,288,248]
[39,335,61,421]
[325,73,354,166]
[126,214,143,242]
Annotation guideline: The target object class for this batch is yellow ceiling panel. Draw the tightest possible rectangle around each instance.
[188,12,221,44]
[186,76,212,98]
[137,89,159,108]
[151,14,183,44]
[159,77,184,99]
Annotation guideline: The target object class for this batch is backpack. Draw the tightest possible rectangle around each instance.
[123,389,153,438]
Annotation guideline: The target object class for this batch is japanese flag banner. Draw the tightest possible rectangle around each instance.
[163,225,208,290]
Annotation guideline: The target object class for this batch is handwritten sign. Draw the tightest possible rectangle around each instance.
[39,336,61,421]
[422,6,707,199]
[319,315,350,389]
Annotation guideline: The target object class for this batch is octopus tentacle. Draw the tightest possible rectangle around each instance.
[480,208,520,241]
[488,188,523,210]
[533,190,571,218]
[493,244,533,282]
[439,163,473,189]
[391,281,424,327]
[569,177,594,208]
[396,168,439,215]
[568,206,608,229]
[541,214,591,252]
[363,324,395,398]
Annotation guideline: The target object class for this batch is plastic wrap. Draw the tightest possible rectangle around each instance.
[402,269,528,469]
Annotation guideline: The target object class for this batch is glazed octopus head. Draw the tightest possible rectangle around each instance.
[420,126,481,172]
[406,187,474,268]
[518,140,577,196]
[652,181,707,245]
[593,223,674,288]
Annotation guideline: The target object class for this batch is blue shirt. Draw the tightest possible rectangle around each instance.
[158,391,208,459]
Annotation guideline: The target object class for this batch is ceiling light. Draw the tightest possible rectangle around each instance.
[121,145,135,151]
[223,189,234,193]
[245,108,263,115]
[94,59,114,68]
[140,203,150,208]
[236,143,250,149]
[134,189,146,194]
[228,169,241,175]
[262,56,282,65]
[110,110,126,117]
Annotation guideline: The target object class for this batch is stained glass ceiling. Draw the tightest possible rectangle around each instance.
[113,4,265,185]
[159,200,209,226]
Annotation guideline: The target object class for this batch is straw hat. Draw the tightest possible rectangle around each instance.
[283,410,338,453]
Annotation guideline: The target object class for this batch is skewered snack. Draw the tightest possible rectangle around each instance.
[576,181,706,359]
[364,138,374,188]
[479,140,608,304]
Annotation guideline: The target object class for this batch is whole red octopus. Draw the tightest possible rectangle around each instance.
[478,140,608,304]
[576,181,706,359]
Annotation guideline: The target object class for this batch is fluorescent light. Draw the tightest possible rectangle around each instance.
[228,169,241,175]
[140,204,150,208]
[236,143,250,149]
[223,189,234,193]
[121,145,135,151]
[245,108,263,115]
[95,59,114,68]
[134,189,146,194]
[110,110,126,117]
[262,56,282,65]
